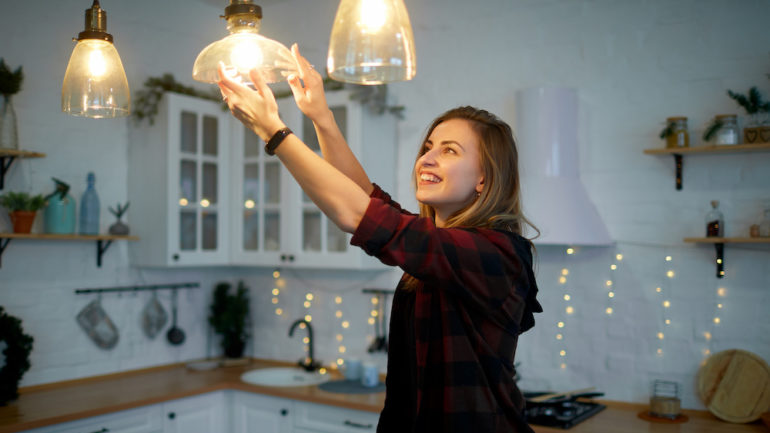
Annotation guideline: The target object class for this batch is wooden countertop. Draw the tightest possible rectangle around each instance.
[0,359,766,433]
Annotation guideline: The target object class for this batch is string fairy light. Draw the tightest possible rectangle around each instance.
[605,252,623,316]
[272,269,284,316]
[654,251,676,357]
[556,247,576,370]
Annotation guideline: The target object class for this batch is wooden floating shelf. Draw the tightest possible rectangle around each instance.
[0,233,138,241]
[644,142,770,155]
[0,233,139,268]
[0,148,47,190]
[643,142,770,190]
[683,237,770,279]
[0,149,47,158]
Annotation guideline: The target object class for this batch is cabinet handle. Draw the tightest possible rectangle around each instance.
[280,409,288,416]
[167,412,176,420]
[344,420,373,429]
[88,428,109,433]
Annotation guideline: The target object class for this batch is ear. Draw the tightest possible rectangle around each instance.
[475,176,485,194]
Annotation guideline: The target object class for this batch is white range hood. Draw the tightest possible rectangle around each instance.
[514,87,612,246]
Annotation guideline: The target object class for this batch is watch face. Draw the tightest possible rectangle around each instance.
[266,127,292,155]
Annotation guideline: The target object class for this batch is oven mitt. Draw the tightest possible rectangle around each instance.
[141,292,168,339]
[76,298,119,349]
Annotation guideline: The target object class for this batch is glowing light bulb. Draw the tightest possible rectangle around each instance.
[303,301,311,308]
[335,296,343,304]
[665,319,670,325]
[657,332,664,340]
[656,287,662,293]
[608,292,615,298]
[368,317,375,325]
[557,321,565,328]
[88,48,107,78]
[360,0,387,31]
[713,317,720,324]
[303,337,309,344]
[561,268,569,276]
[271,297,278,304]
[338,345,346,353]
[566,306,574,314]
[336,334,343,341]
[335,311,343,318]
[703,332,712,340]
[244,199,255,209]
[306,293,314,301]
[179,198,189,206]
[559,350,566,357]
[563,294,571,301]
[665,256,672,261]
[342,321,350,328]
[606,280,613,287]
[272,288,279,296]
[304,315,312,322]
[566,248,575,255]
[371,297,379,305]
[200,199,210,208]
[605,307,613,315]
[273,270,280,278]
[610,264,617,270]
[663,300,671,308]
[559,276,567,284]
[275,308,283,315]
[616,254,623,261]
[556,333,563,340]
[717,288,727,297]
[657,348,663,355]
[667,270,675,278]
[230,39,264,73]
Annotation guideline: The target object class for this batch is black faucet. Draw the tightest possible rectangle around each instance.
[288,319,321,372]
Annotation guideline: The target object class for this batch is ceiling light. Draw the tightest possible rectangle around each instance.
[193,0,295,85]
[327,0,416,84]
[62,0,130,118]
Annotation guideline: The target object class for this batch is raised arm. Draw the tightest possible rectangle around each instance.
[218,64,370,233]
[286,44,374,195]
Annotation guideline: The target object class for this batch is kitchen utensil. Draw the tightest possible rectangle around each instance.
[523,390,606,429]
[366,291,389,353]
[697,349,770,423]
[76,296,119,349]
[166,289,186,345]
[141,290,168,339]
[527,386,597,403]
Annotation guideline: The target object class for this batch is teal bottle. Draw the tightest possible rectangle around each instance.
[44,178,76,234]
[79,172,100,235]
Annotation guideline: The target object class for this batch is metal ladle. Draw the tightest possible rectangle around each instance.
[166,288,185,345]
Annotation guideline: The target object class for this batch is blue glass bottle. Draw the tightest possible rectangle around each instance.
[79,172,100,235]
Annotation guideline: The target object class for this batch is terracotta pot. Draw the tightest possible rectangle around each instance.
[9,210,36,233]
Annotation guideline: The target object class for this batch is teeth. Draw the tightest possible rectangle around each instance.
[420,173,440,183]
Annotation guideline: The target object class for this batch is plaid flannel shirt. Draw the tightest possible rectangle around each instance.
[351,185,542,433]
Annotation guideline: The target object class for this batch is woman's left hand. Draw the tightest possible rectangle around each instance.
[217,62,286,141]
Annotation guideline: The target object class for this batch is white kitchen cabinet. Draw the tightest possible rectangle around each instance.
[293,400,379,433]
[231,391,292,433]
[22,405,163,433]
[229,90,397,269]
[162,392,228,433]
[128,92,231,266]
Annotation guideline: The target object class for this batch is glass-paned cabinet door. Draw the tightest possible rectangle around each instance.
[230,121,287,265]
[172,100,229,264]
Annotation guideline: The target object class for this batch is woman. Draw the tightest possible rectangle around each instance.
[217,45,542,433]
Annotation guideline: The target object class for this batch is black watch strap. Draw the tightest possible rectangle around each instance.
[265,127,293,156]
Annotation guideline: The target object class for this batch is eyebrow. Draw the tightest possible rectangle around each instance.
[426,139,466,151]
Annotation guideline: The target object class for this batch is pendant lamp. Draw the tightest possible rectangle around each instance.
[193,0,295,85]
[62,0,130,118]
[327,0,416,85]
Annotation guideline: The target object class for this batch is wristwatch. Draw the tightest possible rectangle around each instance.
[264,127,293,156]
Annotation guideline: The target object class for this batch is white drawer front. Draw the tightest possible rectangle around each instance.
[293,402,378,433]
[23,405,163,433]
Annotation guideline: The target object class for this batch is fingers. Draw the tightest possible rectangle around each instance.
[248,68,272,99]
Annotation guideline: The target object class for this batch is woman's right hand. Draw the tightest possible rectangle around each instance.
[287,44,333,124]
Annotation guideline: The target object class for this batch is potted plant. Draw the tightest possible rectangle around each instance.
[208,281,250,359]
[0,191,46,233]
[0,59,23,150]
[726,86,770,143]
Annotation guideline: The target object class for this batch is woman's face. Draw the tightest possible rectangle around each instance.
[415,118,485,227]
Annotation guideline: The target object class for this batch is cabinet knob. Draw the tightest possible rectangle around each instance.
[167,412,176,420]
[280,254,287,261]
[172,254,180,261]
[88,428,109,433]
[288,255,295,262]
[280,409,288,416]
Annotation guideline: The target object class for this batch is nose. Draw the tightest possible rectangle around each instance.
[417,147,438,168]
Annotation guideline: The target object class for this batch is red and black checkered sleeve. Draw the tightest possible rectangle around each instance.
[352,192,539,331]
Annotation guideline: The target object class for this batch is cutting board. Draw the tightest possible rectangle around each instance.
[697,349,770,423]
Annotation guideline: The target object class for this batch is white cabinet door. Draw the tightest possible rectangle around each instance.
[162,392,227,433]
[293,401,379,433]
[129,92,231,266]
[230,91,396,270]
[22,405,163,433]
[231,391,291,433]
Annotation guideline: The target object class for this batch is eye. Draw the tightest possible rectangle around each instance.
[443,146,457,154]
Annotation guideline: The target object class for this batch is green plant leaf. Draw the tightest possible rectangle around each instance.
[0,58,23,97]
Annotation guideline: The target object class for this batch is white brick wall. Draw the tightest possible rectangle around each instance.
[0,0,768,411]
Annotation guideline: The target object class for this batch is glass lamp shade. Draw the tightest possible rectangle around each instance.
[327,0,416,85]
[193,28,295,85]
[62,39,130,118]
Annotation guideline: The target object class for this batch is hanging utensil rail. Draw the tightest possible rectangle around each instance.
[75,282,199,295]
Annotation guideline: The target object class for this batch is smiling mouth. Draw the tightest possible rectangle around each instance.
[419,173,441,183]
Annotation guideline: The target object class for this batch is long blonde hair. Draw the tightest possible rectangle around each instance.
[402,107,538,291]
[413,106,537,237]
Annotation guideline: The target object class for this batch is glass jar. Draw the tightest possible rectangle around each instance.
[714,114,739,145]
[759,208,770,237]
[705,200,724,237]
[665,116,689,149]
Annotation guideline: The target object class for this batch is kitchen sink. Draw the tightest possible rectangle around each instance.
[240,367,331,387]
